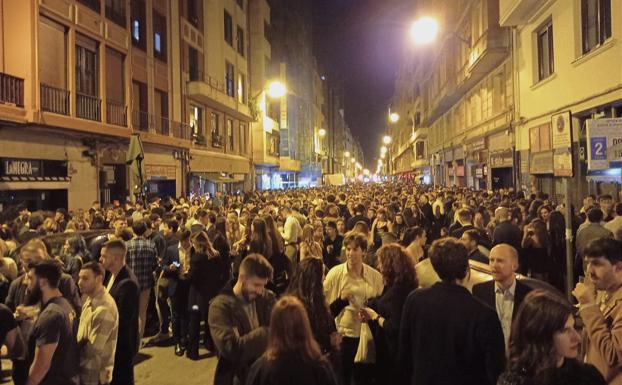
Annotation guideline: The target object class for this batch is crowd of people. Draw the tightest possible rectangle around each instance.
[0,182,621,385]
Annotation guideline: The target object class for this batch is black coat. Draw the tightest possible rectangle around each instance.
[105,266,140,362]
[161,243,182,297]
[398,282,505,385]
[246,355,338,385]
[209,281,275,385]
[367,281,415,385]
[472,279,532,320]
[346,215,370,231]
[492,221,522,251]
[187,251,229,312]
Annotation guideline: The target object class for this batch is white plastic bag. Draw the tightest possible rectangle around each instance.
[354,322,376,364]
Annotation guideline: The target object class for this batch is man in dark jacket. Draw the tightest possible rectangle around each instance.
[346,204,371,231]
[208,253,275,385]
[472,244,532,349]
[99,239,139,385]
[399,238,505,385]
[492,207,522,251]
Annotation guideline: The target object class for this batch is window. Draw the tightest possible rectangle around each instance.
[224,11,233,46]
[188,47,199,81]
[187,0,200,27]
[537,20,554,80]
[38,16,67,89]
[105,0,126,27]
[581,0,611,54]
[155,90,168,134]
[76,34,98,97]
[105,47,124,104]
[211,112,222,147]
[240,123,247,154]
[264,21,271,43]
[190,105,203,137]
[237,73,246,104]
[132,80,148,130]
[153,12,167,61]
[225,62,235,97]
[131,0,146,50]
[236,0,244,9]
[227,119,234,151]
[237,26,245,56]
[78,0,100,13]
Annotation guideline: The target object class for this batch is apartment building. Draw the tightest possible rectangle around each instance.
[502,0,622,199]
[392,0,514,189]
[0,0,193,210]
[183,0,253,195]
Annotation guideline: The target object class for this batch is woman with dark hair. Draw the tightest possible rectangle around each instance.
[392,213,407,241]
[498,290,605,385]
[526,199,544,224]
[360,244,418,385]
[249,218,273,260]
[520,219,555,284]
[263,214,291,296]
[538,205,553,226]
[371,208,390,249]
[61,234,91,283]
[246,295,338,385]
[401,226,427,263]
[212,216,231,270]
[287,258,339,354]
[402,207,417,228]
[186,231,228,359]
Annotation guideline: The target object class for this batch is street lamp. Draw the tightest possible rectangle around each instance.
[383,135,392,145]
[267,80,287,99]
[344,151,350,158]
[351,158,356,164]
[410,16,439,45]
[389,112,400,123]
[318,128,326,137]
[380,152,386,159]
[380,146,387,154]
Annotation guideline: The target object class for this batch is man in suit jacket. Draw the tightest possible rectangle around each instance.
[573,237,622,384]
[399,238,505,385]
[99,239,139,385]
[208,254,275,385]
[492,207,522,251]
[472,244,532,349]
[450,208,476,239]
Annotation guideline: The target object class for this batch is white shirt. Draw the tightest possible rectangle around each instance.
[495,279,516,350]
[605,216,622,240]
[282,215,302,244]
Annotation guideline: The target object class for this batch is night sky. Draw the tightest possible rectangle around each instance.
[312,0,413,167]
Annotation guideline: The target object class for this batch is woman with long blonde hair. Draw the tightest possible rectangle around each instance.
[246,295,338,385]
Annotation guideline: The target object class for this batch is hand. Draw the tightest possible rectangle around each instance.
[359,307,378,322]
[330,332,343,351]
[327,245,334,253]
[340,287,355,303]
[572,282,596,305]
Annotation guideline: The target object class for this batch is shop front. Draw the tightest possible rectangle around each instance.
[190,150,250,195]
[453,147,466,187]
[466,138,487,189]
[443,149,453,186]
[489,149,514,190]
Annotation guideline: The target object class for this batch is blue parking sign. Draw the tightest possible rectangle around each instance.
[590,137,607,160]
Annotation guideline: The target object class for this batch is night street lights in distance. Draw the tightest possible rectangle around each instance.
[383,135,392,145]
[389,112,400,123]
[318,128,326,137]
[410,16,439,45]
[267,80,287,98]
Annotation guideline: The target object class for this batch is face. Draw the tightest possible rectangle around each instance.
[162,223,173,237]
[99,247,115,271]
[489,249,518,283]
[113,219,126,233]
[460,234,476,251]
[601,200,612,214]
[25,270,42,305]
[553,315,581,361]
[586,256,620,291]
[418,232,427,245]
[540,208,550,222]
[337,221,345,233]
[345,243,364,268]
[54,212,63,221]
[240,275,268,301]
[313,226,324,239]
[78,269,101,297]
[367,209,375,219]
[395,215,403,224]
[326,226,336,238]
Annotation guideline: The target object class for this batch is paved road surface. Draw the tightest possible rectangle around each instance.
[0,341,218,385]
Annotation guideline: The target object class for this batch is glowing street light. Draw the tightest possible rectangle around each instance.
[410,16,439,45]
[380,153,386,159]
[383,135,392,145]
[318,128,326,137]
[380,146,387,154]
[344,151,351,158]
[267,80,287,98]
[351,158,356,164]
[389,112,400,123]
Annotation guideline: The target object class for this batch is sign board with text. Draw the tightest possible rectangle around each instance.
[587,118,622,170]
[551,111,572,149]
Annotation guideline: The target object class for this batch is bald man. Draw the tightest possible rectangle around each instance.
[472,244,532,349]
[491,207,522,251]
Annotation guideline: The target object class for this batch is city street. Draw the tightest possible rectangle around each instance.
[134,343,217,385]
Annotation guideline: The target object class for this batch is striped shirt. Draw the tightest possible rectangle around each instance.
[126,236,158,291]
[78,288,119,385]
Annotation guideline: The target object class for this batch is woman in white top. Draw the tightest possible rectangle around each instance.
[324,232,383,385]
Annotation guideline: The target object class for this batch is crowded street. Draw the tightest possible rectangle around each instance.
[2,0,622,384]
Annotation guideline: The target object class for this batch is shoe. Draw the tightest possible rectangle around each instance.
[186,350,199,360]
[174,344,185,356]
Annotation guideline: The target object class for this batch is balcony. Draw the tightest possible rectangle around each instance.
[456,29,509,93]
[41,84,70,115]
[171,121,192,140]
[155,116,170,136]
[499,0,541,26]
[132,109,149,132]
[76,93,101,121]
[0,73,24,107]
[187,71,251,120]
[106,100,127,127]
[211,132,223,148]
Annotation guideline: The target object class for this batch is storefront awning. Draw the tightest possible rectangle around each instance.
[194,172,245,183]
[189,150,250,174]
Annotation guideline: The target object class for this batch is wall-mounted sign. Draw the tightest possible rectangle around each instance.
[145,165,177,180]
[587,118,622,170]
[0,158,68,181]
[530,151,554,174]
[554,148,573,177]
[551,111,572,149]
